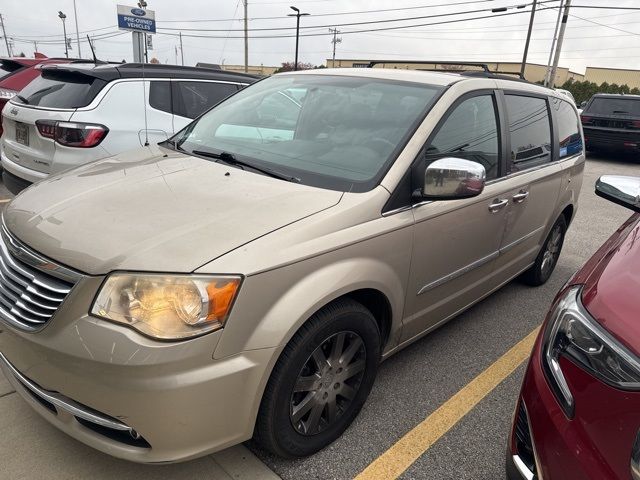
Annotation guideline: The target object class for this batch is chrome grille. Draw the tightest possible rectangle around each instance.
[0,225,80,331]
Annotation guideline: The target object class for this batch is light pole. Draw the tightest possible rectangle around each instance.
[72,0,81,58]
[58,11,68,58]
[288,6,309,71]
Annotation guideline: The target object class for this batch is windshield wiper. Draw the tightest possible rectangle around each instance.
[192,149,300,183]
[446,142,470,153]
[15,94,29,104]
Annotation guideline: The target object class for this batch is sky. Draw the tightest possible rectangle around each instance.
[1,0,639,74]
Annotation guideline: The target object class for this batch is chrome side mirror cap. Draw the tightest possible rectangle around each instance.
[595,175,640,212]
[423,157,486,200]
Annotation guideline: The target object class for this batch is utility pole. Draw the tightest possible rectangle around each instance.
[544,0,565,87]
[179,32,184,65]
[243,0,248,73]
[58,11,68,58]
[329,28,341,67]
[0,14,10,57]
[288,6,309,71]
[520,0,537,78]
[549,0,571,88]
[73,0,82,58]
[33,40,38,54]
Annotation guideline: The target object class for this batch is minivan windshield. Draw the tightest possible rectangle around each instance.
[587,97,640,116]
[174,74,442,191]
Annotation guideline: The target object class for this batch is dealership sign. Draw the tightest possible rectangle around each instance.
[117,5,156,33]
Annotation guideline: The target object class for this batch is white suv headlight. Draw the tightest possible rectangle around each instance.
[91,273,242,340]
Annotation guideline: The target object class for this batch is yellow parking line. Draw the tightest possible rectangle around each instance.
[355,327,540,480]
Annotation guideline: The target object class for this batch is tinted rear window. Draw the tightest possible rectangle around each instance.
[0,61,23,80]
[587,97,640,116]
[13,72,106,108]
[552,98,583,159]
[505,94,552,172]
[173,81,238,119]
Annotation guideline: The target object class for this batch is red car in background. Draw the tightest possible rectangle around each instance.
[507,175,640,480]
[0,55,86,136]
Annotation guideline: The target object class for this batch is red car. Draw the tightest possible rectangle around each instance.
[0,55,83,136]
[507,175,640,480]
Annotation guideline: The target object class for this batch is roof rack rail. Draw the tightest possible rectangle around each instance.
[460,70,528,82]
[367,60,490,72]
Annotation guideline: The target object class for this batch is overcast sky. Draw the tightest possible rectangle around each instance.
[2,0,639,74]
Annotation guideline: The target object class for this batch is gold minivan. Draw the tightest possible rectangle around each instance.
[0,67,584,462]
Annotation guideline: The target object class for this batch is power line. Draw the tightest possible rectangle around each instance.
[157,0,502,23]
[155,1,556,33]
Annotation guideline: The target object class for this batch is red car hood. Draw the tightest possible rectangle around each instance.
[580,213,640,356]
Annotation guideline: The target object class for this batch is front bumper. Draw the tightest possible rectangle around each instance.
[0,281,279,463]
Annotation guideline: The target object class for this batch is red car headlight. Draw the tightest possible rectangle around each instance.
[542,285,640,418]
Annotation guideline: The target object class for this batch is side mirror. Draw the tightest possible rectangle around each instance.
[423,157,486,200]
[595,175,640,212]
[580,100,587,108]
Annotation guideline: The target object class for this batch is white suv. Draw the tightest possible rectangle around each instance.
[0,63,257,193]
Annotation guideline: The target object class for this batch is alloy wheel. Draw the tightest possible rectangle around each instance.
[290,331,367,436]
[541,224,563,278]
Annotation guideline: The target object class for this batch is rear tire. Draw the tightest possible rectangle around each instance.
[520,215,567,286]
[255,298,381,458]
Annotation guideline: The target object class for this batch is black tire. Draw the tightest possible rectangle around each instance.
[255,298,381,458]
[520,215,567,286]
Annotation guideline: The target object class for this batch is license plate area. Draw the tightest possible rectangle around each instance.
[15,122,29,146]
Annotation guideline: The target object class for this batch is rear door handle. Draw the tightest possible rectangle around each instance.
[488,198,509,213]
[512,191,530,203]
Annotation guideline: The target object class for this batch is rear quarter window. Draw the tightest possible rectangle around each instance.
[12,72,106,109]
[172,81,239,119]
[587,97,640,116]
[552,98,583,159]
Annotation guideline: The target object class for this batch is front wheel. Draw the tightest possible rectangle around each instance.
[255,298,381,458]
[520,215,567,286]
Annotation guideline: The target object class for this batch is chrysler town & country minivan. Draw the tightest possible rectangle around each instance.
[0,68,584,462]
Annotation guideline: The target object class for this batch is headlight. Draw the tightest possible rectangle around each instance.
[542,285,640,417]
[91,273,242,340]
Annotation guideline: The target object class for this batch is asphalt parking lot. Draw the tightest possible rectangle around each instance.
[0,152,638,480]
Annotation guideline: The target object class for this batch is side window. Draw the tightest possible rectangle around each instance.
[552,98,583,159]
[173,81,238,119]
[149,81,171,114]
[425,94,500,180]
[505,95,552,172]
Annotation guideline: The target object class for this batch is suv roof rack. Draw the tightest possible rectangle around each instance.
[459,70,528,82]
[366,60,531,82]
[367,60,490,72]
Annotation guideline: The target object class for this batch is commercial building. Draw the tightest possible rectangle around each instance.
[221,64,279,75]
[584,66,640,89]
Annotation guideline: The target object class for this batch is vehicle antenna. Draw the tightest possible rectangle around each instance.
[86,35,99,64]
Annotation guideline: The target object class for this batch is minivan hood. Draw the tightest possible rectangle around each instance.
[3,146,343,275]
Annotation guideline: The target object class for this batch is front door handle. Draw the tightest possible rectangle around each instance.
[488,198,509,213]
[512,190,530,203]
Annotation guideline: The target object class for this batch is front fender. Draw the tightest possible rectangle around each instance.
[214,249,411,360]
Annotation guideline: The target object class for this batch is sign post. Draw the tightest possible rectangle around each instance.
[117,5,156,63]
